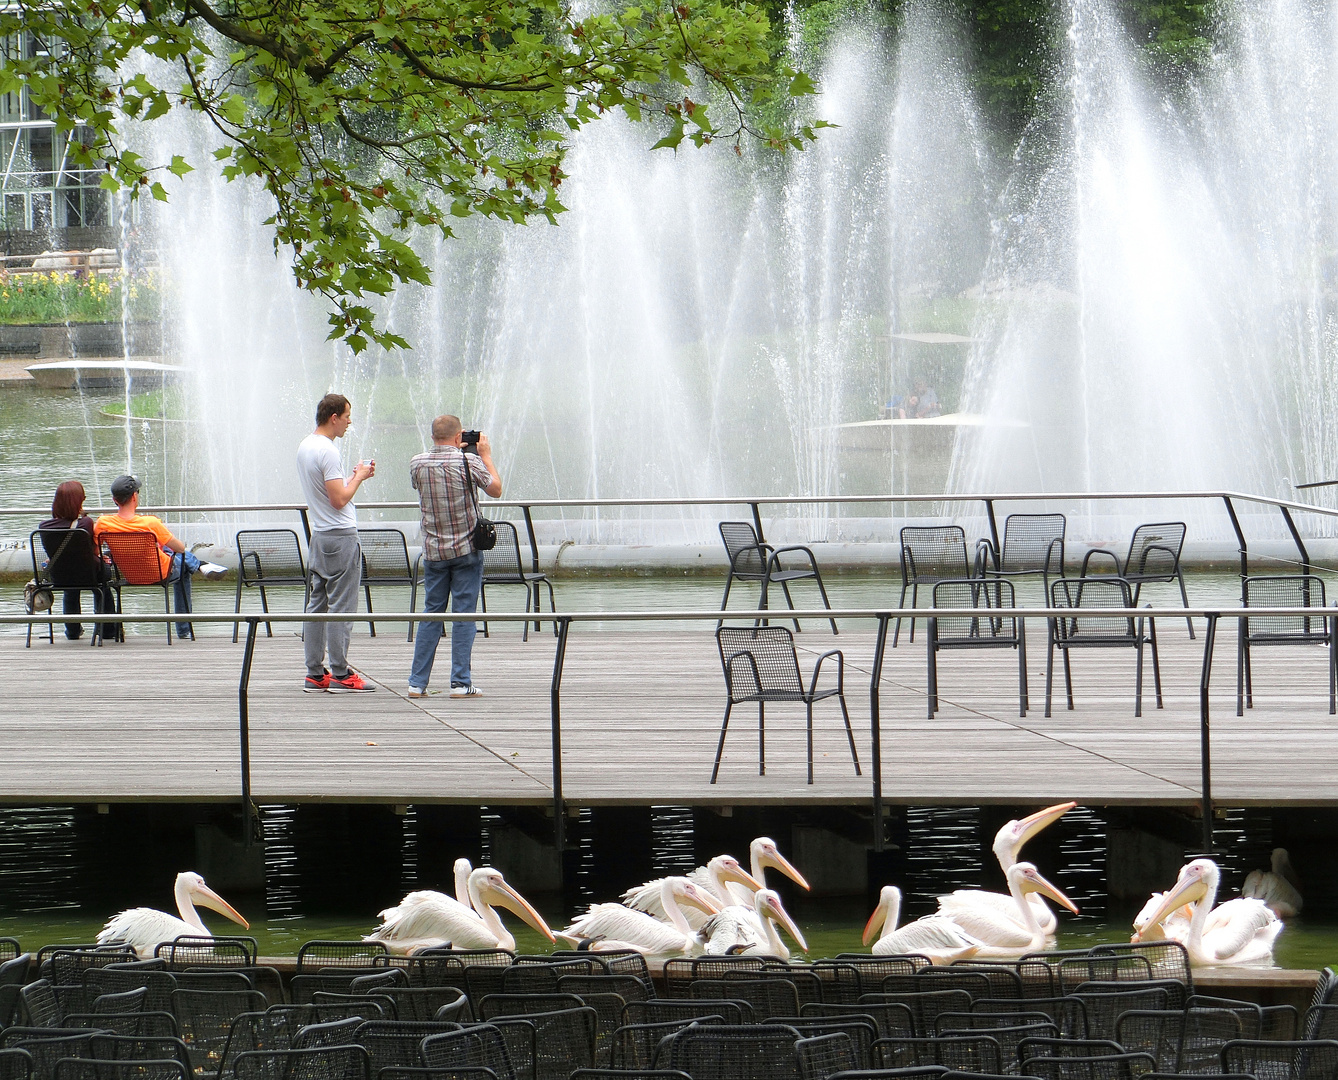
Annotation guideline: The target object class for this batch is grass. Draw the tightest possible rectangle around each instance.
[101,386,189,421]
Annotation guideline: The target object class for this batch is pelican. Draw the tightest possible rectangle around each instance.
[1134,858,1281,967]
[724,837,811,905]
[703,888,807,957]
[1242,848,1303,918]
[557,877,721,958]
[97,871,249,959]
[863,885,983,964]
[1131,889,1197,943]
[930,862,1078,957]
[365,867,555,954]
[936,802,1076,936]
[621,855,762,930]
[452,858,473,907]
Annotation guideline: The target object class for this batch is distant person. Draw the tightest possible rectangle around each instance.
[93,475,227,640]
[297,392,376,693]
[39,480,115,641]
[912,379,941,418]
[407,415,502,699]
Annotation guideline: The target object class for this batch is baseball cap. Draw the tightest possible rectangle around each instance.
[110,475,142,502]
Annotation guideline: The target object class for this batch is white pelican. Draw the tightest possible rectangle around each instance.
[863,885,983,965]
[452,858,473,907]
[97,871,249,959]
[621,855,762,929]
[365,867,555,954]
[1134,858,1281,967]
[930,862,1078,957]
[557,877,721,958]
[1131,889,1196,943]
[703,889,807,957]
[936,802,1075,936]
[723,837,811,905]
[1242,848,1303,918]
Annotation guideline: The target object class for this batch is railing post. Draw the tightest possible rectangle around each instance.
[750,503,766,546]
[298,508,312,545]
[238,617,259,847]
[1221,496,1248,586]
[521,504,541,575]
[1199,612,1218,853]
[870,614,890,851]
[551,617,572,859]
[1278,505,1313,575]
[984,499,1000,567]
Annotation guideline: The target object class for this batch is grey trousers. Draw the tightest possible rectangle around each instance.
[305,528,361,677]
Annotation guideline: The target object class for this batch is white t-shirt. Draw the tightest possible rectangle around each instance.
[296,432,357,532]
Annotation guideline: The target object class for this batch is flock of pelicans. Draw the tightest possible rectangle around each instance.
[97,803,1304,969]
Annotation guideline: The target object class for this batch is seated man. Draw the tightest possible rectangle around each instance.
[912,379,942,418]
[93,475,226,640]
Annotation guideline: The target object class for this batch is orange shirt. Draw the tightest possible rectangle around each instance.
[93,513,177,577]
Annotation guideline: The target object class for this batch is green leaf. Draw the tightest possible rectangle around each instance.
[167,155,194,178]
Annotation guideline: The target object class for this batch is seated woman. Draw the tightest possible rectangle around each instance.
[39,480,117,641]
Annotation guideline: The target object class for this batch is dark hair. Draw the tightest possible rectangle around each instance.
[52,480,86,522]
[316,393,351,426]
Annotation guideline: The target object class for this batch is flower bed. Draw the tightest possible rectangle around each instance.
[0,270,160,324]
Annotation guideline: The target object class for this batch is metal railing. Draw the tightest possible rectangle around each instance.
[6,602,1332,874]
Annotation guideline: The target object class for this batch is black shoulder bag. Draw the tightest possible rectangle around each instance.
[464,455,496,552]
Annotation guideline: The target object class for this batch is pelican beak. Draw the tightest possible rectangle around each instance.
[760,849,811,892]
[678,885,722,917]
[1013,802,1077,854]
[720,864,763,893]
[193,884,249,929]
[483,879,556,942]
[862,896,889,946]
[1022,868,1079,915]
[764,894,807,952]
[1132,873,1207,941]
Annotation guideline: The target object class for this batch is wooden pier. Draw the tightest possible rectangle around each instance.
[4,617,1338,810]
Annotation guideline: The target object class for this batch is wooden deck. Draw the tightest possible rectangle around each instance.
[4,619,1338,807]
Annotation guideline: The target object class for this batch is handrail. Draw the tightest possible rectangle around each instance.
[10,602,1332,867]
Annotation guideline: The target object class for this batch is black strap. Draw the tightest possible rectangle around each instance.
[46,524,81,571]
[463,452,484,524]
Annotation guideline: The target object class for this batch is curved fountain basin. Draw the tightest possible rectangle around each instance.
[25,358,186,390]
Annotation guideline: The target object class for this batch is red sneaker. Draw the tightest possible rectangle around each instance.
[328,670,376,693]
[303,670,331,693]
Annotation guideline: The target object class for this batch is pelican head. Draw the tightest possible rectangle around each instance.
[175,872,249,929]
[992,802,1076,866]
[470,867,556,942]
[1009,862,1079,914]
[670,878,723,917]
[752,837,811,892]
[862,885,902,946]
[1133,859,1217,941]
[756,888,807,952]
[709,855,763,893]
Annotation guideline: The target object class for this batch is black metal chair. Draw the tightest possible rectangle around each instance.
[1221,1039,1338,1080]
[1081,523,1193,638]
[295,940,390,973]
[232,1045,372,1080]
[927,580,1027,719]
[797,1032,861,1079]
[1045,578,1161,718]
[53,1061,189,1080]
[714,625,860,785]
[357,528,417,639]
[896,526,972,647]
[0,1049,31,1080]
[477,520,556,643]
[233,529,308,642]
[28,528,117,647]
[1237,576,1336,717]
[976,515,1066,604]
[100,530,181,643]
[719,521,837,634]
[665,1023,803,1080]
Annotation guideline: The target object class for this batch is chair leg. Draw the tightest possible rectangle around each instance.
[805,700,814,785]
[1135,628,1145,718]
[811,565,838,636]
[1237,620,1246,717]
[780,578,800,634]
[1149,617,1163,709]
[758,702,766,777]
[1178,568,1195,639]
[522,583,532,643]
[838,693,860,775]
[1045,620,1055,718]
[1062,644,1074,710]
[164,585,173,645]
[1244,634,1253,709]
[908,583,919,643]
[408,572,418,643]
[546,579,558,637]
[719,570,735,626]
[1330,625,1336,716]
[365,584,375,637]
[893,583,908,648]
[927,642,938,720]
[1018,620,1029,717]
[711,702,732,785]
[259,584,273,638]
[480,584,490,638]
[232,573,243,643]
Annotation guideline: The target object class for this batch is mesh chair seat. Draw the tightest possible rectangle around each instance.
[769,1018,877,1067]
[295,940,390,973]
[873,1035,1003,1074]
[353,1019,467,1071]
[929,580,1028,718]
[977,514,1066,598]
[87,1033,194,1073]
[691,979,800,1022]
[476,520,556,643]
[714,625,860,785]
[802,1003,916,1040]
[1220,1039,1338,1080]
[1080,522,1193,638]
[623,999,753,1027]
[233,529,308,642]
[896,526,971,647]
[1237,576,1336,716]
[719,521,837,635]
[100,530,184,642]
[354,529,417,639]
[613,1019,724,1069]
[0,1049,31,1080]
[797,1032,861,1079]
[28,528,117,648]
[1046,578,1162,718]
[421,1023,518,1079]
[664,1022,803,1080]
[232,1045,372,1080]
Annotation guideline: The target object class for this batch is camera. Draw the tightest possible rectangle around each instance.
[461,430,481,455]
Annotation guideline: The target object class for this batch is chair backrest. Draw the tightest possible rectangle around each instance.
[795,1031,859,1079]
[101,531,169,586]
[232,1045,372,1080]
[931,580,1019,646]
[156,936,258,968]
[34,529,104,588]
[357,529,413,583]
[665,1023,803,1080]
[901,527,970,585]
[482,520,527,578]
[0,1048,32,1080]
[1124,523,1186,580]
[720,522,768,576]
[235,530,306,584]
[717,626,804,698]
[295,940,389,974]
[1049,579,1136,643]
[1242,576,1331,641]
[1000,515,1066,574]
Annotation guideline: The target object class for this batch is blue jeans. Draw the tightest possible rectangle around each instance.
[410,551,484,689]
[164,551,202,639]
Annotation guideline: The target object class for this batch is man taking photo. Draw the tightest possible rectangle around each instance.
[407,415,501,699]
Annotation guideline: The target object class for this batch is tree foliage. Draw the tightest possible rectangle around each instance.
[0,0,821,350]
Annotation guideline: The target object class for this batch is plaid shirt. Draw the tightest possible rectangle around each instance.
[411,445,494,561]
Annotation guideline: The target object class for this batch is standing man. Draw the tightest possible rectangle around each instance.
[407,415,501,699]
[297,393,376,693]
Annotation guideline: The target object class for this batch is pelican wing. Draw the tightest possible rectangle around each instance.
[1241,871,1303,918]
[935,904,1036,949]
[875,915,981,959]
[1203,899,1280,963]
[938,889,1056,934]
[369,890,500,949]
[561,903,696,956]
[98,908,197,958]
[621,876,711,930]
[702,908,766,955]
